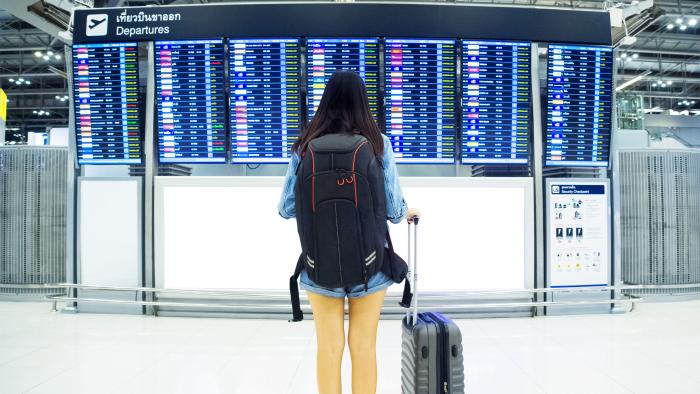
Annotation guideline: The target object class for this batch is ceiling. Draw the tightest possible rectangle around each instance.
[0,8,68,138]
[0,0,698,139]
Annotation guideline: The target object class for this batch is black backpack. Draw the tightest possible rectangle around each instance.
[288,132,410,321]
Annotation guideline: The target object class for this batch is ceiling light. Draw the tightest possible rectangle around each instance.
[689,19,698,27]
[652,83,658,87]
[666,81,672,85]
[35,50,60,62]
[18,78,24,82]
[632,53,639,59]
[680,25,688,31]
[9,78,14,82]
[24,80,30,85]
[621,53,628,58]
[15,80,22,85]
[676,18,683,24]
[55,95,60,99]
[667,23,675,29]
[33,110,37,114]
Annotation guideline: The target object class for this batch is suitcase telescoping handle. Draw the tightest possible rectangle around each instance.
[406,217,419,326]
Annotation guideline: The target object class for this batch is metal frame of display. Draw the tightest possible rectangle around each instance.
[63,2,623,318]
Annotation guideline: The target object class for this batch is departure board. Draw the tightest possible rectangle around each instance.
[385,39,456,163]
[72,42,140,164]
[155,39,226,163]
[306,38,379,120]
[229,38,301,163]
[461,41,531,164]
[546,45,613,167]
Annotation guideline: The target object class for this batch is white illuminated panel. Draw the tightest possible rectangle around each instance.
[388,178,533,292]
[156,177,299,290]
[79,178,141,287]
[155,177,533,292]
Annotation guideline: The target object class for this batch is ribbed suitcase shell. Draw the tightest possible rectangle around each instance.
[401,312,465,394]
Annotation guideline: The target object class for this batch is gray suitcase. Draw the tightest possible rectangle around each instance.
[401,219,465,394]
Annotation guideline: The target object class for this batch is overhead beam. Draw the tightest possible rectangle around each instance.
[5,89,69,96]
[0,72,64,77]
[0,46,51,52]
[626,91,700,100]
[617,75,700,83]
[0,0,69,44]
[8,106,68,110]
[0,28,52,37]
[618,48,700,57]
[635,32,700,43]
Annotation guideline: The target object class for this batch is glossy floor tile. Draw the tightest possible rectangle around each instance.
[0,300,699,393]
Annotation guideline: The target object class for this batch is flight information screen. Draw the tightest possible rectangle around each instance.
[461,41,531,165]
[72,42,140,164]
[306,38,379,120]
[545,45,613,167]
[385,38,457,163]
[229,38,301,163]
[155,39,226,163]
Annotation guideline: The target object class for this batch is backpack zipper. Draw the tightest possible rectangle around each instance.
[333,203,344,285]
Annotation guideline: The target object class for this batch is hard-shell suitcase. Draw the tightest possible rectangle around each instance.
[401,219,465,394]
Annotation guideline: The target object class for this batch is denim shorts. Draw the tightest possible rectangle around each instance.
[300,270,393,299]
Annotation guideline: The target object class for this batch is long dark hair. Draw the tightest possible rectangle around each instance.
[293,70,384,157]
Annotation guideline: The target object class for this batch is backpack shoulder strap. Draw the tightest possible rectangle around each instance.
[289,254,304,322]
[386,230,412,308]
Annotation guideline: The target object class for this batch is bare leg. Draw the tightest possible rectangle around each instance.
[348,289,386,394]
[308,292,346,394]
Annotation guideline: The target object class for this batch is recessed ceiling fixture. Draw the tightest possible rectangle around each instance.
[9,77,31,85]
[669,16,697,31]
[34,50,61,61]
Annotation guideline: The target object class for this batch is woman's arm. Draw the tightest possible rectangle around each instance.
[382,136,408,224]
[278,153,300,219]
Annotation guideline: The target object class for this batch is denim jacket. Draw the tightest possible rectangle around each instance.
[278,134,407,224]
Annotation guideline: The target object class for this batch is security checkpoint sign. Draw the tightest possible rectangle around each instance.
[546,179,610,288]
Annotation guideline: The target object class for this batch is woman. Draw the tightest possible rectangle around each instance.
[278,70,419,394]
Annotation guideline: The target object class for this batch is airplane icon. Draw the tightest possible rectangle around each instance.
[86,14,108,36]
[89,18,106,30]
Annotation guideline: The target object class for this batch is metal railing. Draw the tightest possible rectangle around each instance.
[31,282,667,316]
